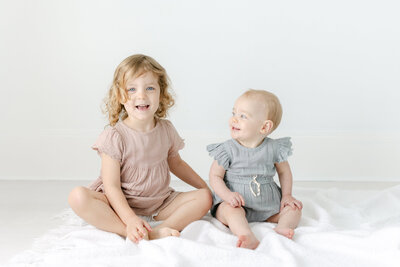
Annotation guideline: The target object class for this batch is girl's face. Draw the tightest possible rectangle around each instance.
[123,71,160,124]
[229,95,268,146]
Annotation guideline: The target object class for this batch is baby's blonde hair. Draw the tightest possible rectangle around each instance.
[103,54,174,126]
[242,89,283,132]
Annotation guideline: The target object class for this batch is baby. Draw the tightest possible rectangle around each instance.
[207,89,302,249]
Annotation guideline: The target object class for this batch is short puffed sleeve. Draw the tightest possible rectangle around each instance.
[164,120,185,158]
[273,137,293,163]
[206,142,231,170]
[92,127,124,163]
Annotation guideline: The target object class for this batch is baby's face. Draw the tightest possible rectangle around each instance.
[229,95,268,144]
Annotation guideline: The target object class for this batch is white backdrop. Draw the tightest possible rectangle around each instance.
[1,0,399,181]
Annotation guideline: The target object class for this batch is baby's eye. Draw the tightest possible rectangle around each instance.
[232,112,236,116]
[240,114,247,119]
[146,86,155,91]
[127,88,136,92]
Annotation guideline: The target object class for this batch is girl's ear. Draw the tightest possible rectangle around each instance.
[260,120,273,135]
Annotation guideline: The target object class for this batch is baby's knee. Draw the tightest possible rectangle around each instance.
[216,202,246,218]
[282,205,302,216]
[68,186,90,210]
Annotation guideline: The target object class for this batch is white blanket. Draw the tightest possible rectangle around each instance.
[7,185,400,267]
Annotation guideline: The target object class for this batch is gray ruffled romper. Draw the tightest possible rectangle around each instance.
[207,137,292,222]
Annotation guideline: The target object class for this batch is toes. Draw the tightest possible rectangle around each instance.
[171,229,180,237]
[236,235,245,247]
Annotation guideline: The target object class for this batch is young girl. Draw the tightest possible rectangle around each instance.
[68,54,212,243]
[207,89,302,249]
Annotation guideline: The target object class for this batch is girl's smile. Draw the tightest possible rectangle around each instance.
[135,104,150,111]
[123,71,161,131]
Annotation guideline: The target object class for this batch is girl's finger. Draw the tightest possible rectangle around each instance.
[144,221,152,232]
[129,234,138,244]
[137,226,146,238]
[133,230,143,240]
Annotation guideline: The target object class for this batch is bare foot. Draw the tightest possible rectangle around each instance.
[274,227,294,239]
[149,227,180,240]
[236,234,260,249]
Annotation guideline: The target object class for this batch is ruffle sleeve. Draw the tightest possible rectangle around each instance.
[206,142,230,170]
[92,127,123,163]
[164,120,185,158]
[274,137,293,163]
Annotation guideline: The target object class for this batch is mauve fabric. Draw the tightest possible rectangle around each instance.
[89,119,184,216]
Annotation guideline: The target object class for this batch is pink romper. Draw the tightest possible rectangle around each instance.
[89,119,184,216]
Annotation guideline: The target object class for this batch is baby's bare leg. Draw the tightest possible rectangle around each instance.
[68,186,126,237]
[267,206,301,239]
[150,188,212,239]
[216,202,259,249]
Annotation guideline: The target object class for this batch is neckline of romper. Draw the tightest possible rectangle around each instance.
[231,137,269,152]
[119,119,161,135]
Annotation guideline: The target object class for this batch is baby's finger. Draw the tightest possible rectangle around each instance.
[234,197,241,207]
[295,200,303,209]
[289,202,296,209]
[239,194,245,206]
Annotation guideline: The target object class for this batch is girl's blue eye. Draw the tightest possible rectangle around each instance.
[146,87,155,91]
[240,114,247,119]
[128,88,136,92]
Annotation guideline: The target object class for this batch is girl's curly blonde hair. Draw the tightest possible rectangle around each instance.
[103,54,174,126]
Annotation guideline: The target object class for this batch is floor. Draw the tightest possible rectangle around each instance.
[1,180,399,264]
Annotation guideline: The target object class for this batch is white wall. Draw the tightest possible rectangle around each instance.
[1,0,399,181]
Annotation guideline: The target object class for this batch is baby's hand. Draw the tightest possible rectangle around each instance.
[126,215,152,243]
[225,192,245,208]
[281,195,303,211]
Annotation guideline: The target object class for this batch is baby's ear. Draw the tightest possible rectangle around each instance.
[260,120,273,135]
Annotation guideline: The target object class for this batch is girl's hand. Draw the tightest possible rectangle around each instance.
[280,195,303,211]
[225,192,245,208]
[126,215,152,243]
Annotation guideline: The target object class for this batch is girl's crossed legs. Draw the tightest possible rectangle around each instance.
[68,187,212,241]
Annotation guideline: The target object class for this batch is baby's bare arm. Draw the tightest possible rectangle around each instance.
[275,161,293,196]
[275,161,302,210]
[209,161,245,206]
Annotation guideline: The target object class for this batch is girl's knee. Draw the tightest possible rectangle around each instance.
[197,188,213,210]
[68,186,90,210]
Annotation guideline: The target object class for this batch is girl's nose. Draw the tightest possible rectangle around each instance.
[136,89,146,99]
[231,116,238,123]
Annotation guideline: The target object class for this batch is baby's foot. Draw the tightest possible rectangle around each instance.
[274,227,294,239]
[236,234,260,249]
[149,227,180,240]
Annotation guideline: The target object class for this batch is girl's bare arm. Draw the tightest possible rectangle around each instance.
[168,154,209,190]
